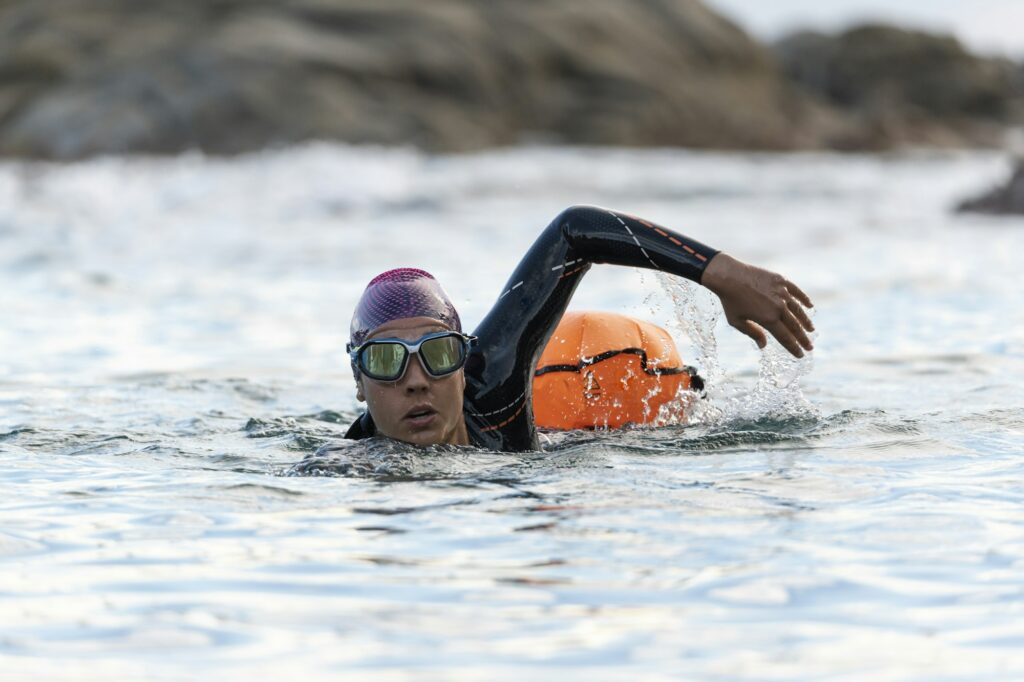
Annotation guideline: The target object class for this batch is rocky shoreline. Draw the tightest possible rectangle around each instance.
[1,0,1022,160]
[957,160,1024,214]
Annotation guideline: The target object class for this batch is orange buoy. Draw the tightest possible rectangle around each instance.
[532,311,702,430]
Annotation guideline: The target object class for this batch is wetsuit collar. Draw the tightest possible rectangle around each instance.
[344,411,377,439]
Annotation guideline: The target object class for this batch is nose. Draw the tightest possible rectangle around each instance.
[401,352,431,393]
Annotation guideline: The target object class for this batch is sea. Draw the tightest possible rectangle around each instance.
[2,144,1023,680]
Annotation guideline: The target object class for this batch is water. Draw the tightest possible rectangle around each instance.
[2,145,1024,680]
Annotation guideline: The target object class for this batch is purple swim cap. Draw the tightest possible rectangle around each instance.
[349,268,462,346]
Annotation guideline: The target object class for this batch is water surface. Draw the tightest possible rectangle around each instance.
[2,146,1023,680]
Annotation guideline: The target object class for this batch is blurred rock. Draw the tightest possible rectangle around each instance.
[775,24,1024,149]
[957,161,1024,215]
[0,1,1020,158]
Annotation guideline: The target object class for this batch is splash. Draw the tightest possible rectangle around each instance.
[651,271,817,424]
[744,334,817,418]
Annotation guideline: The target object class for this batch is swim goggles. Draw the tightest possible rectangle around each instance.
[347,331,477,382]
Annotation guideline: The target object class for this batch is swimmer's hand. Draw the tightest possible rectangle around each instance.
[700,253,815,358]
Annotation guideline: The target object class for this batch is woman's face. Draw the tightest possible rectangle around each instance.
[355,317,469,446]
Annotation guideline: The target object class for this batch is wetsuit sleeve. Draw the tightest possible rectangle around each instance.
[463,205,718,451]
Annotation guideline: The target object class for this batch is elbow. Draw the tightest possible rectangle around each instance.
[554,204,604,225]
[551,204,606,238]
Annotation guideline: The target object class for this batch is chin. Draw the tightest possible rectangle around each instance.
[397,430,434,446]
[398,427,445,447]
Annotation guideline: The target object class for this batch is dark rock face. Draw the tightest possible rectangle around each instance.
[1,0,827,158]
[957,161,1024,215]
[0,1,1020,159]
[775,25,1024,149]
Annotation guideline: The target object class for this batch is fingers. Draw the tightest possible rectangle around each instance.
[731,306,810,357]
[786,298,815,333]
[780,279,814,357]
[741,307,812,359]
[735,319,767,349]
[781,309,814,353]
[716,264,815,358]
[767,320,806,358]
[785,280,813,309]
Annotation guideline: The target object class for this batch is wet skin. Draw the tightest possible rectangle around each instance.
[702,253,815,358]
[355,317,470,446]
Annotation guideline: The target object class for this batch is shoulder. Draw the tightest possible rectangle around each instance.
[344,411,376,439]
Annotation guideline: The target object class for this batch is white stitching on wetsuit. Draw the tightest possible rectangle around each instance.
[608,211,659,269]
[551,259,579,271]
[498,280,525,299]
[470,389,526,417]
[498,280,523,300]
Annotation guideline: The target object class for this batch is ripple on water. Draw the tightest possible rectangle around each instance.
[244,411,357,452]
[281,408,926,483]
[3,149,1024,678]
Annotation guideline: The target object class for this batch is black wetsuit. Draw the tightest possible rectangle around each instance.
[345,205,719,451]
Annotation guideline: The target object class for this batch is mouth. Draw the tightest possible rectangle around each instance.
[403,405,438,427]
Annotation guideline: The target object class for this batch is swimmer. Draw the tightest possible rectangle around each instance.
[344,205,814,451]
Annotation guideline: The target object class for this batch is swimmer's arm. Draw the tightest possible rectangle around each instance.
[467,205,814,446]
[470,203,717,422]
[475,205,813,367]
[557,205,814,357]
